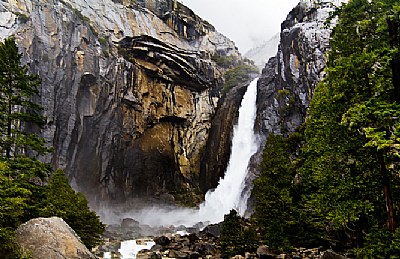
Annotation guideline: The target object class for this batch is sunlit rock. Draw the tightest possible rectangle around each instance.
[16,217,95,259]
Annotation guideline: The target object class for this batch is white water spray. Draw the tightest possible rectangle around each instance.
[102,78,259,227]
[196,77,259,222]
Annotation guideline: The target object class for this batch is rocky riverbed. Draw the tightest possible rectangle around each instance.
[93,217,352,259]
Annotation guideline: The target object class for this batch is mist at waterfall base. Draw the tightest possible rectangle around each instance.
[101,78,259,228]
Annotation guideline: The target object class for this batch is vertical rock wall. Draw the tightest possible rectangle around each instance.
[256,0,336,137]
[245,0,342,211]
[0,0,243,205]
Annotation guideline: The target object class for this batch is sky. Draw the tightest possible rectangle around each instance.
[180,0,301,53]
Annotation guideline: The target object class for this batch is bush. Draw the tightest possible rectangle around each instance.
[211,55,238,69]
[220,210,258,257]
[40,169,105,249]
[357,227,400,258]
[223,65,259,93]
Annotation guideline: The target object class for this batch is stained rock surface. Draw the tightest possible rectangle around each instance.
[0,0,244,205]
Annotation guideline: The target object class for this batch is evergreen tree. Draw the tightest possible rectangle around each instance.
[253,0,400,255]
[0,161,33,258]
[253,134,294,249]
[299,0,400,252]
[0,37,51,178]
[0,37,105,255]
[253,133,320,251]
[40,169,105,249]
[220,209,258,257]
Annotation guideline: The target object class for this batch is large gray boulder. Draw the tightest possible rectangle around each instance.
[15,217,95,259]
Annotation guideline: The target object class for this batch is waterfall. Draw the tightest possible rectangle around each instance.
[102,78,259,227]
[196,77,259,222]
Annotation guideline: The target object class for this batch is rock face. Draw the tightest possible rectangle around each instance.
[0,0,243,204]
[255,0,338,137]
[16,217,94,259]
[244,0,342,211]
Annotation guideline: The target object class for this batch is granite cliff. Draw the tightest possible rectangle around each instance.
[255,0,340,137]
[0,0,245,205]
[244,0,344,210]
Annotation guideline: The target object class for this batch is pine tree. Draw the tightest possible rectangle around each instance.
[220,209,258,257]
[253,132,320,250]
[0,37,105,254]
[0,37,51,178]
[0,161,33,258]
[40,169,105,249]
[252,0,400,254]
[299,0,400,250]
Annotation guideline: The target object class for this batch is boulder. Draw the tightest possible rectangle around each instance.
[121,218,140,229]
[15,217,95,259]
[194,243,217,255]
[154,235,171,246]
[321,250,346,259]
[201,223,221,238]
[257,245,276,259]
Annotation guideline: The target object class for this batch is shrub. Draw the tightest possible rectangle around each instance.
[40,169,105,249]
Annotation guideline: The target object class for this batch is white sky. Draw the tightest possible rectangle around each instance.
[180,0,301,53]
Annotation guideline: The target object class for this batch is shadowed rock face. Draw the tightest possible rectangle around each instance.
[199,82,249,193]
[0,0,243,205]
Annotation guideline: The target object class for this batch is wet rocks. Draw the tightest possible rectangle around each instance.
[138,233,220,259]
[257,245,276,259]
[320,250,346,259]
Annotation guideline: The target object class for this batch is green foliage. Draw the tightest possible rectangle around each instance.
[0,37,52,180]
[39,169,105,249]
[211,55,238,69]
[253,133,320,251]
[223,65,259,93]
[357,227,400,258]
[0,39,49,159]
[298,0,400,248]
[0,161,35,258]
[220,209,258,257]
[253,134,293,249]
[0,227,25,259]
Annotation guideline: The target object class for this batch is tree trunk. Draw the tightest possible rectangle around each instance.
[379,150,396,232]
[6,91,12,159]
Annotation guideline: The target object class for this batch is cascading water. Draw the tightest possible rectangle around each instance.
[102,78,259,227]
[196,77,259,222]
